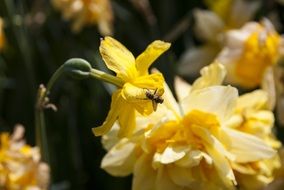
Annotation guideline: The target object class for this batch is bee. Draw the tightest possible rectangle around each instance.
[145,89,164,111]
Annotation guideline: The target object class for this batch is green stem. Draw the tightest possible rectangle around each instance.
[89,69,124,87]
[35,58,124,162]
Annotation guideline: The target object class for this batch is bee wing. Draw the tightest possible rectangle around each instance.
[152,100,157,111]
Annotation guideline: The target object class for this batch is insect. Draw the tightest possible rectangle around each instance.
[145,89,164,111]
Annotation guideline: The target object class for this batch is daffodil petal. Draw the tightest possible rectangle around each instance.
[118,106,136,138]
[167,165,195,188]
[191,62,227,91]
[182,86,238,122]
[236,89,268,111]
[175,150,213,167]
[101,122,120,150]
[223,128,276,163]
[159,145,188,164]
[101,139,136,176]
[163,81,182,118]
[92,91,123,136]
[193,9,224,42]
[136,40,171,75]
[100,36,137,80]
[132,73,165,92]
[133,155,156,190]
[156,166,183,190]
[121,83,147,102]
[174,76,191,103]
[206,144,237,188]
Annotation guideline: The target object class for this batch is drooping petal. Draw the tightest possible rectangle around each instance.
[132,155,156,190]
[191,62,227,91]
[92,91,123,136]
[135,40,171,76]
[118,105,136,137]
[101,122,120,150]
[222,128,276,163]
[182,86,238,122]
[99,36,137,80]
[101,139,137,176]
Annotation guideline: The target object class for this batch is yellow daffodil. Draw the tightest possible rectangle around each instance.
[225,89,282,190]
[52,0,113,35]
[178,0,259,77]
[0,18,5,51]
[217,19,284,88]
[92,37,171,137]
[100,63,276,190]
[0,125,50,190]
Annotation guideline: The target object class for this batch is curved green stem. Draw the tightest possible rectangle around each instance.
[35,58,124,163]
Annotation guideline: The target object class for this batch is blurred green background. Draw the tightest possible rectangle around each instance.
[0,0,284,189]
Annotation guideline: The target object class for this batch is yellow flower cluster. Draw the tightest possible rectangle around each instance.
[99,60,280,190]
[52,0,113,35]
[217,19,284,88]
[0,125,50,190]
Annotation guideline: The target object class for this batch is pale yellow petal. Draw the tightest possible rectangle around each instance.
[101,139,136,176]
[191,62,227,91]
[193,126,237,187]
[182,86,238,122]
[193,9,224,42]
[159,145,189,164]
[175,150,213,167]
[155,166,183,190]
[163,81,182,118]
[92,91,123,136]
[167,165,196,188]
[135,40,171,75]
[101,122,120,150]
[223,128,276,163]
[100,36,137,80]
[132,154,156,190]
[236,89,268,112]
[174,76,191,103]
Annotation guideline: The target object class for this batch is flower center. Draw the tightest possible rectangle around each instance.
[146,110,220,153]
[235,30,280,87]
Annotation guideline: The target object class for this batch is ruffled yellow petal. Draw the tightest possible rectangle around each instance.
[182,86,238,122]
[236,89,268,112]
[223,128,276,163]
[132,155,156,190]
[101,139,136,176]
[191,62,227,91]
[92,91,123,136]
[135,40,171,76]
[99,36,137,81]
